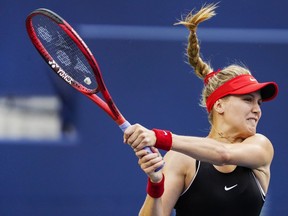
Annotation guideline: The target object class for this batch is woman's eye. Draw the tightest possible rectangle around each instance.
[243,97,252,102]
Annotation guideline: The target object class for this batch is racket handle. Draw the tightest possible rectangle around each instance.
[119,121,164,172]
[119,121,132,132]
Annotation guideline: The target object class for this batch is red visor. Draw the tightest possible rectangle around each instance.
[206,74,278,112]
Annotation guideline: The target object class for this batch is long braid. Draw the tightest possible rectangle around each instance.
[176,3,254,124]
[175,3,218,79]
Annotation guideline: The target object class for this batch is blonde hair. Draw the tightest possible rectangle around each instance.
[176,3,251,122]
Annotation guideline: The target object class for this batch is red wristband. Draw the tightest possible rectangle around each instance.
[152,129,172,151]
[146,174,165,198]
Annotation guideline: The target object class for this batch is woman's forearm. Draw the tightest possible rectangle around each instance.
[171,134,229,165]
[139,196,164,216]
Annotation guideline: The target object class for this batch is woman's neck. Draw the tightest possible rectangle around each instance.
[208,126,244,144]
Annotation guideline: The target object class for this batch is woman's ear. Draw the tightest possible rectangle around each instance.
[213,99,225,114]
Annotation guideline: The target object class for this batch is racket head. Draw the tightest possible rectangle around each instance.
[26,8,103,94]
[26,8,127,125]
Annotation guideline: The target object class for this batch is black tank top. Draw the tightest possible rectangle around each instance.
[174,161,265,216]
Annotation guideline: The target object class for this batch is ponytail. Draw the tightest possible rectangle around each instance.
[175,3,218,79]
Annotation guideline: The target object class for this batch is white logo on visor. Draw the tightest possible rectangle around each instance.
[250,77,257,82]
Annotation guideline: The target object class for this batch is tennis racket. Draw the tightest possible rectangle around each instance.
[26,8,163,171]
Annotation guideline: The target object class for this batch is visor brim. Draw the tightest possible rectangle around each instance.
[230,82,278,101]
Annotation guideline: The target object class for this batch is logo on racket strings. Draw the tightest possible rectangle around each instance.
[48,60,73,84]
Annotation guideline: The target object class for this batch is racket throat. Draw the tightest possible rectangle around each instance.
[86,94,126,125]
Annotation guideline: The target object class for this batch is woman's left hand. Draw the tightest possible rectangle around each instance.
[123,124,156,151]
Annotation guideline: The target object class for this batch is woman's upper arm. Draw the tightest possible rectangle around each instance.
[161,151,192,215]
[227,133,274,169]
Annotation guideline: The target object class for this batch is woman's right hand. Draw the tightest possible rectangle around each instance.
[135,147,164,182]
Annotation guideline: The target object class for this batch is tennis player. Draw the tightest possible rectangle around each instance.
[124,3,279,216]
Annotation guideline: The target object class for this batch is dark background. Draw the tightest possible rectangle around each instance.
[1,0,287,215]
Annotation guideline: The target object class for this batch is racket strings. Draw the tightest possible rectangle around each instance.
[32,14,97,91]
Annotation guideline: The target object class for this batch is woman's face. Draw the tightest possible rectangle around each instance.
[220,91,262,138]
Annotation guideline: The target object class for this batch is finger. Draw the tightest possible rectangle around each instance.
[133,133,156,151]
[123,124,139,144]
[133,131,157,151]
[141,157,165,174]
[125,124,143,145]
[135,149,150,159]
[139,152,162,167]
[150,146,160,154]
[131,133,150,150]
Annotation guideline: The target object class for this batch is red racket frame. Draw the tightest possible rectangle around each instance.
[26,8,163,171]
[26,8,126,126]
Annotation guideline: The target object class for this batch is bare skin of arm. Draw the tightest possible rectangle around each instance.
[136,148,196,216]
[125,124,273,193]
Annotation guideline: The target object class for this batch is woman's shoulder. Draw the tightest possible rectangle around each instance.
[164,150,196,173]
[243,133,272,145]
[164,150,196,162]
